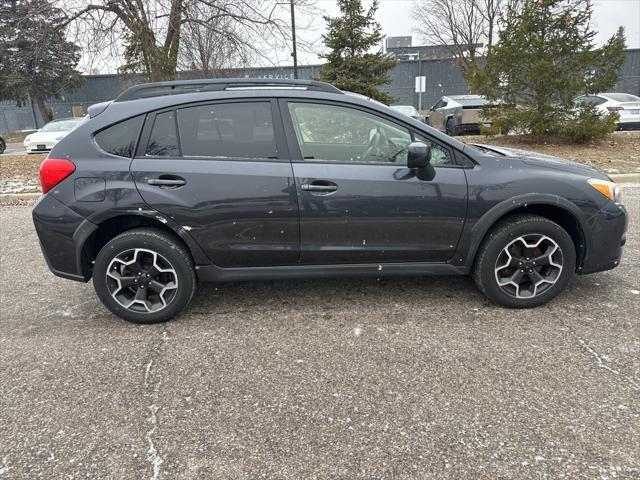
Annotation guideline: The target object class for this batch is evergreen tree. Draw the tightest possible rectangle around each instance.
[472,0,626,141]
[0,0,83,123]
[319,0,397,104]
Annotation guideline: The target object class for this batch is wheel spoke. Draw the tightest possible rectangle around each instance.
[135,285,149,302]
[510,270,525,285]
[528,269,547,286]
[107,270,138,289]
[532,244,556,266]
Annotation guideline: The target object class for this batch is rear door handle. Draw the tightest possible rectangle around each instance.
[300,180,338,192]
[147,175,186,187]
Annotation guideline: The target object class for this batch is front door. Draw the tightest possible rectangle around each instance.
[429,99,448,132]
[281,100,468,265]
[130,100,299,268]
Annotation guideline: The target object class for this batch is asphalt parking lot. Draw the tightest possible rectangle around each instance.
[0,143,23,156]
[1,186,639,479]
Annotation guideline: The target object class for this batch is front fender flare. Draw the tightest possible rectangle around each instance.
[462,193,589,268]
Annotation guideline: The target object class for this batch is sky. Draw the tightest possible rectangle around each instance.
[292,0,640,65]
[78,0,640,73]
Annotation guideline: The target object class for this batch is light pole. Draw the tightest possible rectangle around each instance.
[290,0,298,79]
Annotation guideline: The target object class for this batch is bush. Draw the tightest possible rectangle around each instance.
[479,103,618,143]
[564,103,619,143]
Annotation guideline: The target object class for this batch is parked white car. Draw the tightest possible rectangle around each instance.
[575,93,640,130]
[23,118,84,153]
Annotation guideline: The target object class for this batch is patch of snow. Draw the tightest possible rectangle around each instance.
[146,404,163,480]
[0,178,40,194]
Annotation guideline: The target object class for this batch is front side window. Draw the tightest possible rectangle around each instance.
[95,115,144,158]
[415,133,454,166]
[146,111,180,157]
[288,102,412,164]
[177,102,277,159]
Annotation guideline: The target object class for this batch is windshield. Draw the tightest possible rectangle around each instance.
[604,93,640,102]
[40,119,82,132]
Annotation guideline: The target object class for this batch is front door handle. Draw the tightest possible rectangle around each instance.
[301,180,338,193]
[147,175,186,187]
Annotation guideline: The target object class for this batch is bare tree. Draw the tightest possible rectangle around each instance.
[412,0,505,83]
[61,0,316,81]
[178,3,253,76]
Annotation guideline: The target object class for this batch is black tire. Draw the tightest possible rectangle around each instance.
[0,137,5,154]
[445,119,456,136]
[472,214,576,308]
[93,228,196,324]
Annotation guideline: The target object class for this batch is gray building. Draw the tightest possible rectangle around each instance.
[2,49,639,134]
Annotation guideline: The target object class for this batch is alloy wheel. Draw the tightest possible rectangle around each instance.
[494,234,563,299]
[106,248,178,313]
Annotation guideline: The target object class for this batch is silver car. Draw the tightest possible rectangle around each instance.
[426,95,493,136]
[390,105,423,122]
[575,93,640,130]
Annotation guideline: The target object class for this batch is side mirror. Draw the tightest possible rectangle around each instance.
[407,142,431,169]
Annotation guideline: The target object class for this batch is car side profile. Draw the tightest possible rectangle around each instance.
[426,94,494,136]
[32,79,627,324]
[575,93,640,130]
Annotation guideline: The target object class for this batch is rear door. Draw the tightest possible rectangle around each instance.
[130,99,299,268]
[281,99,468,265]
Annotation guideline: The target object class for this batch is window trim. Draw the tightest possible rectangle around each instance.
[142,110,182,158]
[279,98,462,168]
[135,99,289,162]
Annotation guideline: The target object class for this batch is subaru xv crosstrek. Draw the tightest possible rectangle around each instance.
[32,79,627,324]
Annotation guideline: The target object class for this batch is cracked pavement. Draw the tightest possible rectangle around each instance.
[1,185,639,479]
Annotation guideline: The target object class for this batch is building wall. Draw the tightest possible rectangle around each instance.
[1,49,639,134]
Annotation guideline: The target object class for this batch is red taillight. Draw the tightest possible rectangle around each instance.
[39,158,75,194]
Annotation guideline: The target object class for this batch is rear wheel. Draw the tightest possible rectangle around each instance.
[472,214,576,308]
[93,228,196,323]
[0,137,5,154]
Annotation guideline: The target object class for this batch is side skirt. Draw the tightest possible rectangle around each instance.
[195,262,469,282]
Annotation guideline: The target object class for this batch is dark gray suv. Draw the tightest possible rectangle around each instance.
[32,79,627,323]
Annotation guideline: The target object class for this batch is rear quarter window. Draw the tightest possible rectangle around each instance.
[94,115,144,158]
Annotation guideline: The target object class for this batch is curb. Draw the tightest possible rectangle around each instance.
[610,173,640,184]
[0,192,41,201]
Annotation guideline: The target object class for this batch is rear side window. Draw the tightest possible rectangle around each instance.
[177,102,277,159]
[94,115,143,158]
[146,111,180,157]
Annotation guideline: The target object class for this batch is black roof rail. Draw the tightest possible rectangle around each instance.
[114,78,343,102]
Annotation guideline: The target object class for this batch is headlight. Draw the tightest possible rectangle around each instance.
[24,135,31,143]
[55,135,66,141]
[587,178,622,203]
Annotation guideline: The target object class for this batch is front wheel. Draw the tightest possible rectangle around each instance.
[0,137,5,154]
[93,228,196,324]
[472,214,576,308]
[445,119,456,136]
